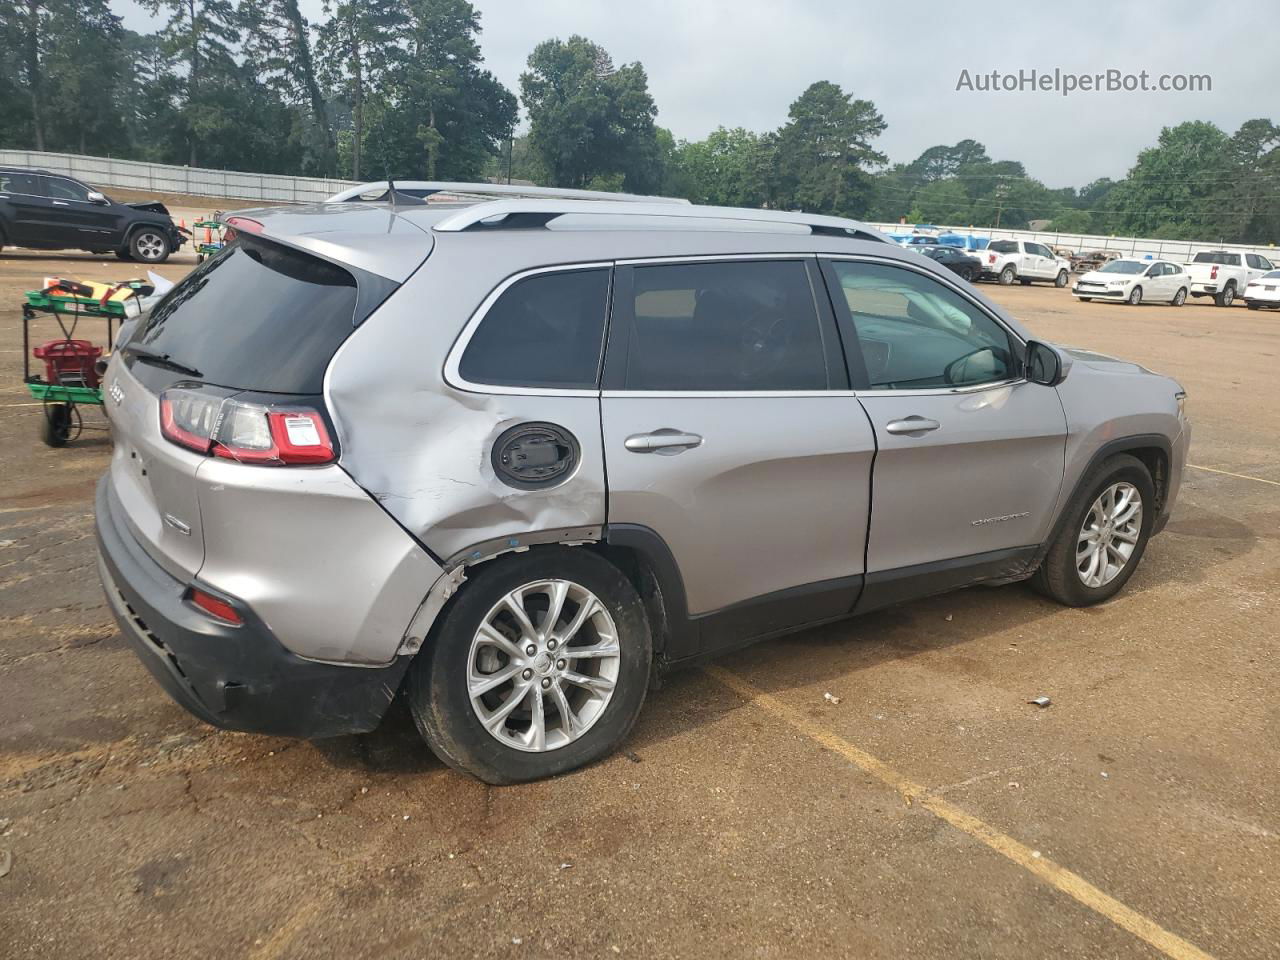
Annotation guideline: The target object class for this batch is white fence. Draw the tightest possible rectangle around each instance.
[869,222,1280,263]
[0,149,357,203]
[4,149,1277,257]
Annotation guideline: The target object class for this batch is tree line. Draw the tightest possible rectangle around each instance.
[1,2,1276,243]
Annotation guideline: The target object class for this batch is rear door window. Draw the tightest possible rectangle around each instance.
[126,236,380,394]
[614,260,830,392]
[457,268,611,390]
[0,171,43,196]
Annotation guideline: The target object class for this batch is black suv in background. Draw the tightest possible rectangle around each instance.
[0,166,186,263]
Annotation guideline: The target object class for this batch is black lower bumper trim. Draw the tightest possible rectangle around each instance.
[95,476,409,738]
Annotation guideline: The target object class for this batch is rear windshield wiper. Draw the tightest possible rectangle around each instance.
[126,344,203,379]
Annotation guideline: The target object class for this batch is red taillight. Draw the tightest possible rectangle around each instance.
[1210,265,1218,280]
[988,253,997,264]
[189,587,243,625]
[159,388,335,466]
[223,216,262,234]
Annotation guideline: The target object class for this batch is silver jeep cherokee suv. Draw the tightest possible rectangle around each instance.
[95,187,1189,784]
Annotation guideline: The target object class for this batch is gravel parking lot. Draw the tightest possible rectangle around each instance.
[0,242,1276,959]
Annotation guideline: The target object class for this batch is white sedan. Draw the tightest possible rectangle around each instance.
[1244,270,1280,310]
[1071,258,1190,306]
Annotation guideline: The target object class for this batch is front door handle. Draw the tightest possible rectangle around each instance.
[624,428,704,454]
[52,200,69,206]
[885,416,941,436]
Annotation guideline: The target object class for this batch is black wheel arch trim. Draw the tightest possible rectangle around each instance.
[1033,433,1172,567]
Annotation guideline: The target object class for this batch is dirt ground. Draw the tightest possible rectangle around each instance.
[0,240,1276,960]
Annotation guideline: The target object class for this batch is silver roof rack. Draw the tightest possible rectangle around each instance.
[430,199,888,240]
[326,180,690,205]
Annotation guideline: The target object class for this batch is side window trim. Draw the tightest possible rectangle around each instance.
[600,255,847,396]
[443,261,614,397]
[818,254,1027,396]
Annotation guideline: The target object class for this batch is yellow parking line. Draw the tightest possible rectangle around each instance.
[1188,463,1280,487]
[704,666,1216,960]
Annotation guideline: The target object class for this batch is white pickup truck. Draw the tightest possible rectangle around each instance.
[980,239,1072,287]
[1184,250,1276,306]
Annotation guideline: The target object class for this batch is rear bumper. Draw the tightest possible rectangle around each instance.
[95,476,409,738]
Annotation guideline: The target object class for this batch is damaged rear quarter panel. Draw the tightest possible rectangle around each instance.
[324,237,607,564]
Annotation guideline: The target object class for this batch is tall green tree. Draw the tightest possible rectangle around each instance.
[240,0,334,173]
[669,126,775,207]
[1107,121,1231,239]
[774,81,886,217]
[520,35,662,192]
[43,0,127,155]
[316,0,406,180]
[141,0,242,166]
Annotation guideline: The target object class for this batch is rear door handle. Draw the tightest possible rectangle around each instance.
[52,200,69,206]
[885,416,940,435]
[624,429,704,454]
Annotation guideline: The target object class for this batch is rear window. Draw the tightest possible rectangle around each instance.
[458,269,610,389]
[988,240,1018,254]
[127,237,367,394]
[1193,252,1240,266]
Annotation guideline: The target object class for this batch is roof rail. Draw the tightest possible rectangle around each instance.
[326,180,690,205]
[431,199,889,240]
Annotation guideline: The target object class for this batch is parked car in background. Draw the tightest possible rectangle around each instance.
[981,239,1071,286]
[1072,258,1190,306]
[1185,250,1275,307]
[0,166,186,262]
[1072,250,1124,274]
[96,185,1188,783]
[1244,270,1280,310]
[917,243,984,282]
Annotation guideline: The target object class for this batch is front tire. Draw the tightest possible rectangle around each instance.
[1247,301,1259,310]
[408,548,652,784]
[1079,297,1093,302]
[129,229,170,264]
[1032,453,1155,607]
[1128,285,1143,306]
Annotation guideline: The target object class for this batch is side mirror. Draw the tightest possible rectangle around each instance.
[87,191,108,204]
[1025,340,1069,386]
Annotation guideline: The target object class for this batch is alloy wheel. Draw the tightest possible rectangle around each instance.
[1076,482,1142,588]
[467,579,621,752]
[135,232,166,261]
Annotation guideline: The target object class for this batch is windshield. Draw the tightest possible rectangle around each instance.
[988,240,1018,254]
[127,236,362,394]
[1193,252,1240,265]
[1098,261,1146,275]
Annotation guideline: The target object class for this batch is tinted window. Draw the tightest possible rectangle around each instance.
[621,260,827,391]
[830,261,1016,390]
[127,236,362,394]
[1193,251,1240,266]
[0,171,42,195]
[1100,260,1145,275]
[46,177,90,201]
[459,269,609,389]
[1263,271,1280,280]
[1259,256,1274,271]
[988,240,1018,254]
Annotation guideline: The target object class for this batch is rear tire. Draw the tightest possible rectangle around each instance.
[1247,302,1259,310]
[1215,284,1235,307]
[407,547,652,784]
[1031,453,1155,607]
[999,265,1016,285]
[1172,287,1187,307]
[1055,270,1069,287]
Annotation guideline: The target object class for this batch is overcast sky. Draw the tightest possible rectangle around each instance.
[116,0,1275,188]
